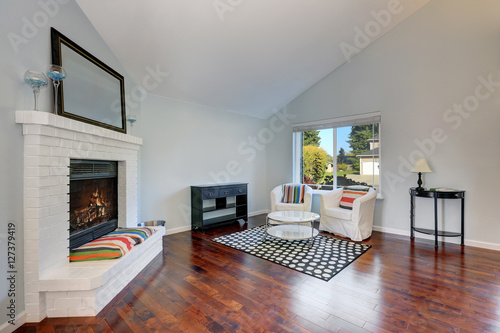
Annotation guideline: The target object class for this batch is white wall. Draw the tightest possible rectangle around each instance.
[0,1,137,328]
[268,0,500,247]
[139,95,269,231]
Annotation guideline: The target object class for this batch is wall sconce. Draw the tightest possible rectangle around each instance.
[412,159,432,190]
[127,114,137,127]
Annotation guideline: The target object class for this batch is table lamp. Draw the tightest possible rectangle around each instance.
[412,159,432,190]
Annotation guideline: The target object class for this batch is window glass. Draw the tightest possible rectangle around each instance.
[295,119,380,190]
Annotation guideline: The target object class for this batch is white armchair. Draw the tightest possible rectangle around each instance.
[270,184,313,212]
[319,186,377,241]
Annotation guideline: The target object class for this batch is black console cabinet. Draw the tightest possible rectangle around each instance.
[191,183,248,230]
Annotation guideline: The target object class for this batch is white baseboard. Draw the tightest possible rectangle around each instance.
[165,225,191,235]
[374,225,461,244]
[0,311,26,333]
[249,209,270,217]
[464,240,500,252]
[167,218,500,252]
[166,211,270,235]
[373,225,500,251]
[372,225,407,236]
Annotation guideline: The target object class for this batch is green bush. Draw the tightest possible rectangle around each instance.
[337,163,348,172]
[303,145,327,184]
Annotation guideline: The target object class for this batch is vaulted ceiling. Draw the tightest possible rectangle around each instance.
[76,0,431,118]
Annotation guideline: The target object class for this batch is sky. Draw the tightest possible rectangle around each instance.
[318,127,351,156]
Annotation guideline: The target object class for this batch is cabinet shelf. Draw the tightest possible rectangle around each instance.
[412,227,462,238]
[204,214,237,226]
[191,183,248,231]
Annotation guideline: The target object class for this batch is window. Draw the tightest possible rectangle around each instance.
[292,113,381,191]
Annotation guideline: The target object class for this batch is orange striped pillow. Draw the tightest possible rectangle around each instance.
[339,187,370,210]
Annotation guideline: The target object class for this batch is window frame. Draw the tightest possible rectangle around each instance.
[292,112,382,192]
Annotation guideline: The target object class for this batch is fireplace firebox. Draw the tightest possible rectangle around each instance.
[69,160,118,249]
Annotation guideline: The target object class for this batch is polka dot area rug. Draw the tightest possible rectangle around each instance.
[211,226,371,282]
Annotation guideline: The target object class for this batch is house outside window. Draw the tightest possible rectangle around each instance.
[292,112,381,191]
[357,136,379,176]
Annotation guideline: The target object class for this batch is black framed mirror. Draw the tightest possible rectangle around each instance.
[50,27,126,133]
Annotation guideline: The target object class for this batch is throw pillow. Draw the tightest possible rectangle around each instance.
[282,185,305,204]
[108,227,157,245]
[339,187,370,210]
[69,235,135,262]
[69,227,157,262]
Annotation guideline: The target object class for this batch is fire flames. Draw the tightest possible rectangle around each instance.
[70,183,116,234]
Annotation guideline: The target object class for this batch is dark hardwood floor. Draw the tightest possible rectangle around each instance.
[16,214,500,332]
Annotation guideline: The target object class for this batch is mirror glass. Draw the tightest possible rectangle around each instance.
[51,28,126,133]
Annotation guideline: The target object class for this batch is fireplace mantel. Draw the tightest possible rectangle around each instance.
[15,110,142,145]
[15,111,162,322]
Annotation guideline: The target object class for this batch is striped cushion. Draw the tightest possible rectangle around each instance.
[339,187,370,210]
[282,185,305,204]
[69,236,135,262]
[69,227,156,262]
[106,227,156,245]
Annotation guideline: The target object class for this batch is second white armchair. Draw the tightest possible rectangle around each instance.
[319,186,377,241]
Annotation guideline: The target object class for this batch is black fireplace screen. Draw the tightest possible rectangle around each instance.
[69,160,118,249]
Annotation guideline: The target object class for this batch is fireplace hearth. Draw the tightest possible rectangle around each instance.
[69,159,118,248]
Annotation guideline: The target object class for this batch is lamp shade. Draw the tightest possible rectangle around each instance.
[412,159,432,173]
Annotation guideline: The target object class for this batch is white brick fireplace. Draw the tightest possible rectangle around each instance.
[16,110,164,322]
